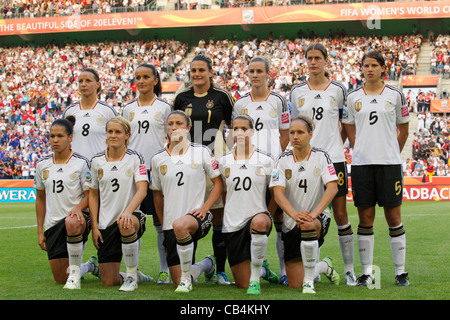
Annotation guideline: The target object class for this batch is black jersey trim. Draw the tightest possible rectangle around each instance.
[126,149,145,164]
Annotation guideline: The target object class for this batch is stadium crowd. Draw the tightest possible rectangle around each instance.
[430,34,450,78]
[0,33,449,179]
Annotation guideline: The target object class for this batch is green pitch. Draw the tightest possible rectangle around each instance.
[0,201,448,301]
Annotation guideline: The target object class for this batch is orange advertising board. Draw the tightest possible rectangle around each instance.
[402,75,440,87]
[430,99,450,113]
[1,1,450,35]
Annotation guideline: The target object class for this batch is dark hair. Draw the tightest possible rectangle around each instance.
[167,110,192,127]
[291,115,315,133]
[249,56,270,73]
[136,63,163,97]
[80,68,102,93]
[305,43,330,78]
[233,114,254,129]
[191,54,214,88]
[52,117,75,135]
[361,50,387,78]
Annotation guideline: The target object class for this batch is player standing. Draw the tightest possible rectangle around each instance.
[289,43,356,285]
[233,56,290,284]
[270,116,341,294]
[342,51,410,287]
[86,117,150,292]
[219,115,276,295]
[121,64,172,284]
[62,68,118,161]
[150,111,223,293]
[173,55,234,284]
[35,118,97,289]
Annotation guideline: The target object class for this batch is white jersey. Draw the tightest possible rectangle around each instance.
[85,149,148,230]
[219,148,274,233]
[269,148,337,233]
[233,91,290,157]
[34,152,90,230]
[150,143,221,231]
[62,101,118,160]
[342,84,409,165]
[289,81,347,163]
[121,97,173,169]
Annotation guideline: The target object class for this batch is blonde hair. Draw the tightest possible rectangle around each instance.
[106,116,131,145]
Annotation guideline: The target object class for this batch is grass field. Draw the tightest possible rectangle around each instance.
[0,201,448,307]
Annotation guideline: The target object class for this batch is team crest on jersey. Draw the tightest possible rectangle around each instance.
[385,102,393,111]
[185,107,192,117]
[313,167,321,176]
[255,166,264,176]
[225,167,230,178]
[126,168,133,177]
[285,169,292,180]
[154,111,162,121]
[191,161,199,169]
[206,100,214,109]
[330,97,336,107]
[70,172,78,181]
[43,170,49,180]
[355,102,362,112]
[98,169,103,180]
[270,109,277,118]
[241,108,248,115]
[97,116,105,125]
[160,165,167,176]
[129,112,135,122]
[298,98,305,108]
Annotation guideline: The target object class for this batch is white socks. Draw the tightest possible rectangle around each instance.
[389,224,406,275]
[155,225,169,273]
[250,232,268,283]
[67,234,84,278]
[337,222,355,274]
[176,235,194,283]
[300,230,319,284]
[122,233,140,281]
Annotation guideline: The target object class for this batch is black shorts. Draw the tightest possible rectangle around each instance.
[351,164,403,207]
[97,212,146,264]
[333,162,349,197]
[44,212,91,260]
[223,212,272,267]
[163,211,213,267]
[282,212,331,263]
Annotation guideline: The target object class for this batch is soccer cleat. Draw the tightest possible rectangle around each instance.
[279,275,288,286]
[137,268,153,283]
[63,275,80,290]
[302,281,316,294]
[395,273,410,287]
[217,272,231,285]
[262,260,279,284]
[88,255,100,278]
[246,281,261,295]
[322,256,340,285]
[205,255,216,283]
[119,276,138,292]
[175,280,193,293]
[345,271,358,286]
[157,271,170,284]
[356,274,375,287]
